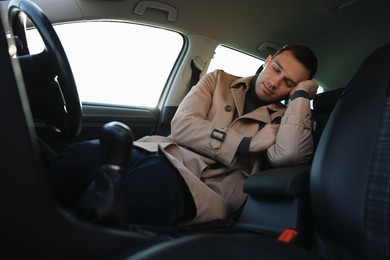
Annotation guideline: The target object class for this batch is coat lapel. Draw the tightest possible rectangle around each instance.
[230,83,286,124]
[248,104,286,123]
[230,84,247,117]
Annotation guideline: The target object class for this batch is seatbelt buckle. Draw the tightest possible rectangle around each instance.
[278,228,298,244]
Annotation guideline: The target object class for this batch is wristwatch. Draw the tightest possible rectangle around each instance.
[291,90,310,100]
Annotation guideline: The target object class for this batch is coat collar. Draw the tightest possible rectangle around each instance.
[244,104,286,124]
[230,76,252,116]
[229,76,286,123]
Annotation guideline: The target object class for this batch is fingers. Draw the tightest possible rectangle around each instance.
[291,80,319,98]
[249,123,280,153]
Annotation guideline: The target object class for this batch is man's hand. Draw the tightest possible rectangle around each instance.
[249,124,280,153]
[290,80,319,99]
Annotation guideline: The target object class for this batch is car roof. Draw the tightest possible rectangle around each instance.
[1,0,389,91]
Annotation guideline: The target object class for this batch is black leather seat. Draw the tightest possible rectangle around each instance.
[311,87,344,151]
[127,42,390,260]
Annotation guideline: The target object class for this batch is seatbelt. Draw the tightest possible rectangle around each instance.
[189,56,206,89]
[156,57,205,136]
[190,59,201,88]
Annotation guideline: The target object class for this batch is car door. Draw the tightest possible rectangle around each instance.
[30,21,184,154]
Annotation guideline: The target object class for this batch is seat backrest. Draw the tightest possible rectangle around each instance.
[310,43,390,259]
[311,88,344,151]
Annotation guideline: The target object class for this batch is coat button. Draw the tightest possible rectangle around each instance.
[200,177,205,182]
[225,105,232,112]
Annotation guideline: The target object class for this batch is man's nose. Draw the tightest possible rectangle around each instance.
[269,75,283,89]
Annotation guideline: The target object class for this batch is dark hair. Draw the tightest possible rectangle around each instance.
[273,44,318,79]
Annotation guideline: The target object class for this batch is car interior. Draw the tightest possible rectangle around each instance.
[1,0,389,259]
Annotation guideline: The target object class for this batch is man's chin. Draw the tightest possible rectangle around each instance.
[266,96,289,103]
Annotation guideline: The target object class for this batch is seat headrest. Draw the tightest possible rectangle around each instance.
[313,88,344,113]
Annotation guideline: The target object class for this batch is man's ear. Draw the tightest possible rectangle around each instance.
[263,55,273,67]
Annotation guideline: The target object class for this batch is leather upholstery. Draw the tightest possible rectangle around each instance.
[311,42,390,259]
[311,88,344,150]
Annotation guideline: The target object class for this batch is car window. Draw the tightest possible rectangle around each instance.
[207,45,263,77]
[26,21,183,108]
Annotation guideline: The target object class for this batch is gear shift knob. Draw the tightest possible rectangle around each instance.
[76,121,133,228]
[100,121,134,169]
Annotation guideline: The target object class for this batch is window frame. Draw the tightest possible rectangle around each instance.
[25,20,186,108]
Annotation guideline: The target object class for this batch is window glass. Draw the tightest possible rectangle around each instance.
[26,22,183,107]
[207,45,263,77]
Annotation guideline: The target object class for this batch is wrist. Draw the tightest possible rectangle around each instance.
[291,90,310,100]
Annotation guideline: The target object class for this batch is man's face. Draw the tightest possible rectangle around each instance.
[255,50,310,102]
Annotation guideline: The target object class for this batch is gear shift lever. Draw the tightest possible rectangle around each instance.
[76,121,133,229]
[100,121,133,168]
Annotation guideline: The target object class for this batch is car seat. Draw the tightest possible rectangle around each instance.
[311,87,344,151]
[0,15,161,260]
[120,86,344,248]
[127,42,390,259]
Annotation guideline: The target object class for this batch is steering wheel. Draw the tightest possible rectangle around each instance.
[8,0,82,139]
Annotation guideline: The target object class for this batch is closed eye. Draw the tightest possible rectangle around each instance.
[286,79,296,88]
[273,65,281,73]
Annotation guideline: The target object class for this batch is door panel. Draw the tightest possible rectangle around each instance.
[35,104,160,155]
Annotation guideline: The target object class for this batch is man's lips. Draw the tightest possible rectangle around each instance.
[262,84,274,95]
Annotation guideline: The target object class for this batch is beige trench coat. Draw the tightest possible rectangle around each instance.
[134,70,313,224]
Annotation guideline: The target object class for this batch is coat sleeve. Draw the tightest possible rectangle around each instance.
[266,97,313,167]
[170,70,244,166]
